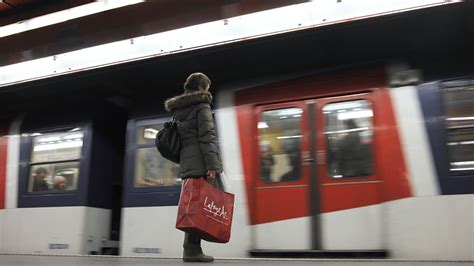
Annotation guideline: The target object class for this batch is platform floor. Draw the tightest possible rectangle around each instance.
[0,255,472,266]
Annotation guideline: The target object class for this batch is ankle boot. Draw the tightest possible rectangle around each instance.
[183,233,214,262]
[183,250,214,262]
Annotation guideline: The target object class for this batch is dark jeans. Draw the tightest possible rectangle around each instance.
[182,175,224,255]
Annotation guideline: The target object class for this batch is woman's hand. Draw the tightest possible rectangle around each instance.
[207,170,217,180]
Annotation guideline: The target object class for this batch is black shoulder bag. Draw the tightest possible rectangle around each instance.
[155,117,180,163]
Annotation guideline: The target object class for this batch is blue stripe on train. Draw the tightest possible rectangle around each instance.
[417,80,474,195]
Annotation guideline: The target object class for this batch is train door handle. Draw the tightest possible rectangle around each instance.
[302,151,314,165]
[316,150,326,165]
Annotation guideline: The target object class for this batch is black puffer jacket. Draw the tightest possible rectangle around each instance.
[164,90,223,178]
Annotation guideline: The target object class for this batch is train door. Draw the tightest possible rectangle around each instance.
[253,101,313,249]
[315,94,382,250]
[252,93,382,251]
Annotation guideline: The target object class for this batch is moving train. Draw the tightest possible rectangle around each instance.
[0,1,472,262]
[0,67,472,260]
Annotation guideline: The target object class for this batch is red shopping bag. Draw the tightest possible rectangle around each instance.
[176,177,234,243]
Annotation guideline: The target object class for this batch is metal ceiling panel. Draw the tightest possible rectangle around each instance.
[0,0,306,66]
[0,0,94,26]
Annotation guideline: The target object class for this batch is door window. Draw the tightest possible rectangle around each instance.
[323,100,374,178]
[258,108,303,183]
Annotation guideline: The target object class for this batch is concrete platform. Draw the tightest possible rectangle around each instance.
[0,255,472,266]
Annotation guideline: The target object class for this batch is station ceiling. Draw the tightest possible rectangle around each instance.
[0,1,472,117]
[0,0,306,66]
[0,0,93,26]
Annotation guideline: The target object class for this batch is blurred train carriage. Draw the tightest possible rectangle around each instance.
[0,105,126,255]
[0,0,473,261]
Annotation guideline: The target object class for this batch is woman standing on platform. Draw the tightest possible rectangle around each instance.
[164,72,223,262]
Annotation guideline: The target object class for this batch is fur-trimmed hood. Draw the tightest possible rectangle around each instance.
[164,91,213,112]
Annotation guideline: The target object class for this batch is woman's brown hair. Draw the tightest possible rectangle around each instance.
[184,72,211,92]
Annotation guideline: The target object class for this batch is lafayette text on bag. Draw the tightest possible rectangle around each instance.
[176,177,235,243]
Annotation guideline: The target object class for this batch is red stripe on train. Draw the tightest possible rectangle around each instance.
[0,125,8,209]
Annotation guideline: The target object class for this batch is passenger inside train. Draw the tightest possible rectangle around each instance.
[339,119,364,177]
[31,167,49,192]
[52,176,66,191]
[259,141,274,183]
[279,134,302,182]
[325,100,374,179]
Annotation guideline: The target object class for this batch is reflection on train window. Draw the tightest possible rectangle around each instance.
[28,128,83,192]
[137,124,161,145]
[134,123,180,187]
[258,108,302,183]
[323,100,374,179]
[31,130,83,163]
[443,85,474,173]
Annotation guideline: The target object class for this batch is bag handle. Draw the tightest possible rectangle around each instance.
[205,176,217,187]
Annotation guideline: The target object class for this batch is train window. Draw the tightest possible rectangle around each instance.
[134,124,180,187]
[29,162,79,192]
[323,100,374,179]
[443,85,474,173]
[258,108,302,183]
[137,124,161,145]
[27,129,83,192]
[31,130,83,163]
